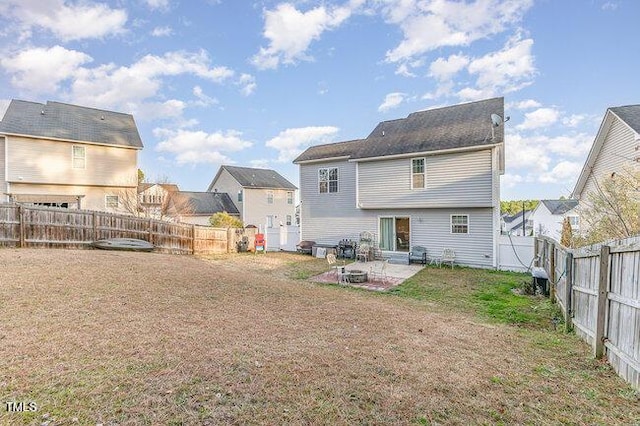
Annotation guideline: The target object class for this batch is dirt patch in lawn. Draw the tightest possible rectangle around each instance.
[0,249,637,425]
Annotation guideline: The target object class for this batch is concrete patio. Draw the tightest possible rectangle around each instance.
[311,259,425,291]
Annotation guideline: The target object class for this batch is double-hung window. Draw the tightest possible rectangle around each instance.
[105,195,119,209]
[72,145,86,169]
[411,158,425,189]
[451,214,469,234]
[286,191,293,205]
[319,167,338,193]
[267,191,274,204]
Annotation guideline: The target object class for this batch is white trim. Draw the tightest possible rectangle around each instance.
[450,214,470,234]
[378,215,411,252]
[295,155,350,165]
[410,157,426,190]
[72,145,86,169]
[105,194,119,209]
[286,191,293,205]
[267,190,274,204]
[318,166,339,194]
[355,162,360,208]
[349,143,499,163]
[0,131,142,150]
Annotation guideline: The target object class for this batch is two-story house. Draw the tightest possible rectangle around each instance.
[0,100,142,213]
[293,97,505,268]
[207,165,297,229]
[529,199,579,240]
[137,182,179,218]
[501,209,533,236]
[571,104,640,233]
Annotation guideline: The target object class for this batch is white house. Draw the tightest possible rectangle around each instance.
[207,165,297,230]
[137,182,179,218]
[571,104,640,234]
[293,97,505,268]
[501,210,533,236]
[0,99,142,213]
[529,200,579,241]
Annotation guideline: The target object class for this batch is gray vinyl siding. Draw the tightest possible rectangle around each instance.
[581,117,638,200]
[300,160,494,267]
[357,149,493,208]
[300,160,374,243]
[0,137,6,201]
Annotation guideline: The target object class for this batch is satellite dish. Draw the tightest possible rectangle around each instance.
[491,113,503,127]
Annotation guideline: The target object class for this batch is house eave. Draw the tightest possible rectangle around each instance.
[294,155,351,165]
[348,142,501,163]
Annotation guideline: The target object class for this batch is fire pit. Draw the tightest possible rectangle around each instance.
[347,270,368,283]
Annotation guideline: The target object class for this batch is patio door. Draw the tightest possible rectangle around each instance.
[379,216,410,252]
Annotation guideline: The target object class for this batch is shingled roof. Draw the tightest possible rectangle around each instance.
[166,191,239,216]
[209,165,297,190]
[610,104,640,134]
[541,199,578,215]
[0,99,143,149]
[294,97,504,163]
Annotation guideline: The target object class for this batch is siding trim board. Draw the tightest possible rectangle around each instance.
[0,132,141,150]
[348,142,500,163]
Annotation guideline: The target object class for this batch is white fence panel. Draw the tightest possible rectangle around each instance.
[498,235,535,272]
[265,225,300,252]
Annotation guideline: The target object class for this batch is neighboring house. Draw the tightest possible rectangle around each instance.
[165,191,239,225]
[137,182,179,218]
[207,165,297,229]
[501,210,533,236]
[571,104,640,232]
[293,97,505,268]
[529,200,579,241]
[0,100,142,213]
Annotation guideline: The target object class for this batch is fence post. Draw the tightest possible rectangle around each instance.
[594,245,611,358]
[549,242,556,301]
[564,252,574,331]
[227,228,234,253]
[533,237,539,266]
[18,204,25,248]
[92,211,98,241]
[191,224,196,254]
[148,218,153,245]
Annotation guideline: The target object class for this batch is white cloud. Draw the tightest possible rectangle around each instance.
[462,35,536,99]
[505,131,552,171]
[252,2,357,69]
[507,99,541,110]
[602,1,618,11]
[378,92,406,112]
[516,107,560,130]
[154,128,253,165]
[429,54,469,81]
[501,173,524,188]
[249,159,271,168]
[130,100,186,121]
[237,74,257,96]
[145,0,170,10]
[192,86,218,107]
[266,126,339,162]
[0,45,92,93]
[563,114,587,128]
[151,26,173,37]
[1,0,127,41]
[384,0,534,63]
[539,161,583,184]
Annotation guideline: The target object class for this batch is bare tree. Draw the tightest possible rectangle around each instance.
[576,166,640,245]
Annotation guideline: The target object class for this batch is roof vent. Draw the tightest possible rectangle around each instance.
[100,115,105,120]
[40,110,45,115]
[382,131,385,136]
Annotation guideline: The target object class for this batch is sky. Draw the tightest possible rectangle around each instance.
[0,0,638,201]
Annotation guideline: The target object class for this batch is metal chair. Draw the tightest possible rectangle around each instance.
[369,259,388,284]
[440,248,455,268]
[356,243,370,262]
[409,246,428,264]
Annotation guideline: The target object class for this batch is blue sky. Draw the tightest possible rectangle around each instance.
[0,0,638,200]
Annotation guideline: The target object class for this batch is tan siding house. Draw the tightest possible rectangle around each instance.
[207,166,297,229]
[0,100,143,213]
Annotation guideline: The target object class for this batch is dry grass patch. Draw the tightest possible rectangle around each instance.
[0,249,637,425]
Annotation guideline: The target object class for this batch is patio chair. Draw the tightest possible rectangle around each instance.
[356,243,370,262]
[440,248,455,268]
[369,259,388,284]
[409,246,428,265]
[326,253,347,284]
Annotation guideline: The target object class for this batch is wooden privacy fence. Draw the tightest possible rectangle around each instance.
[0,203,256,255]
[535,235,640,390]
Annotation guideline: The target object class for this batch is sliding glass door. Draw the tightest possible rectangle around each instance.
[379,216,410,252]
